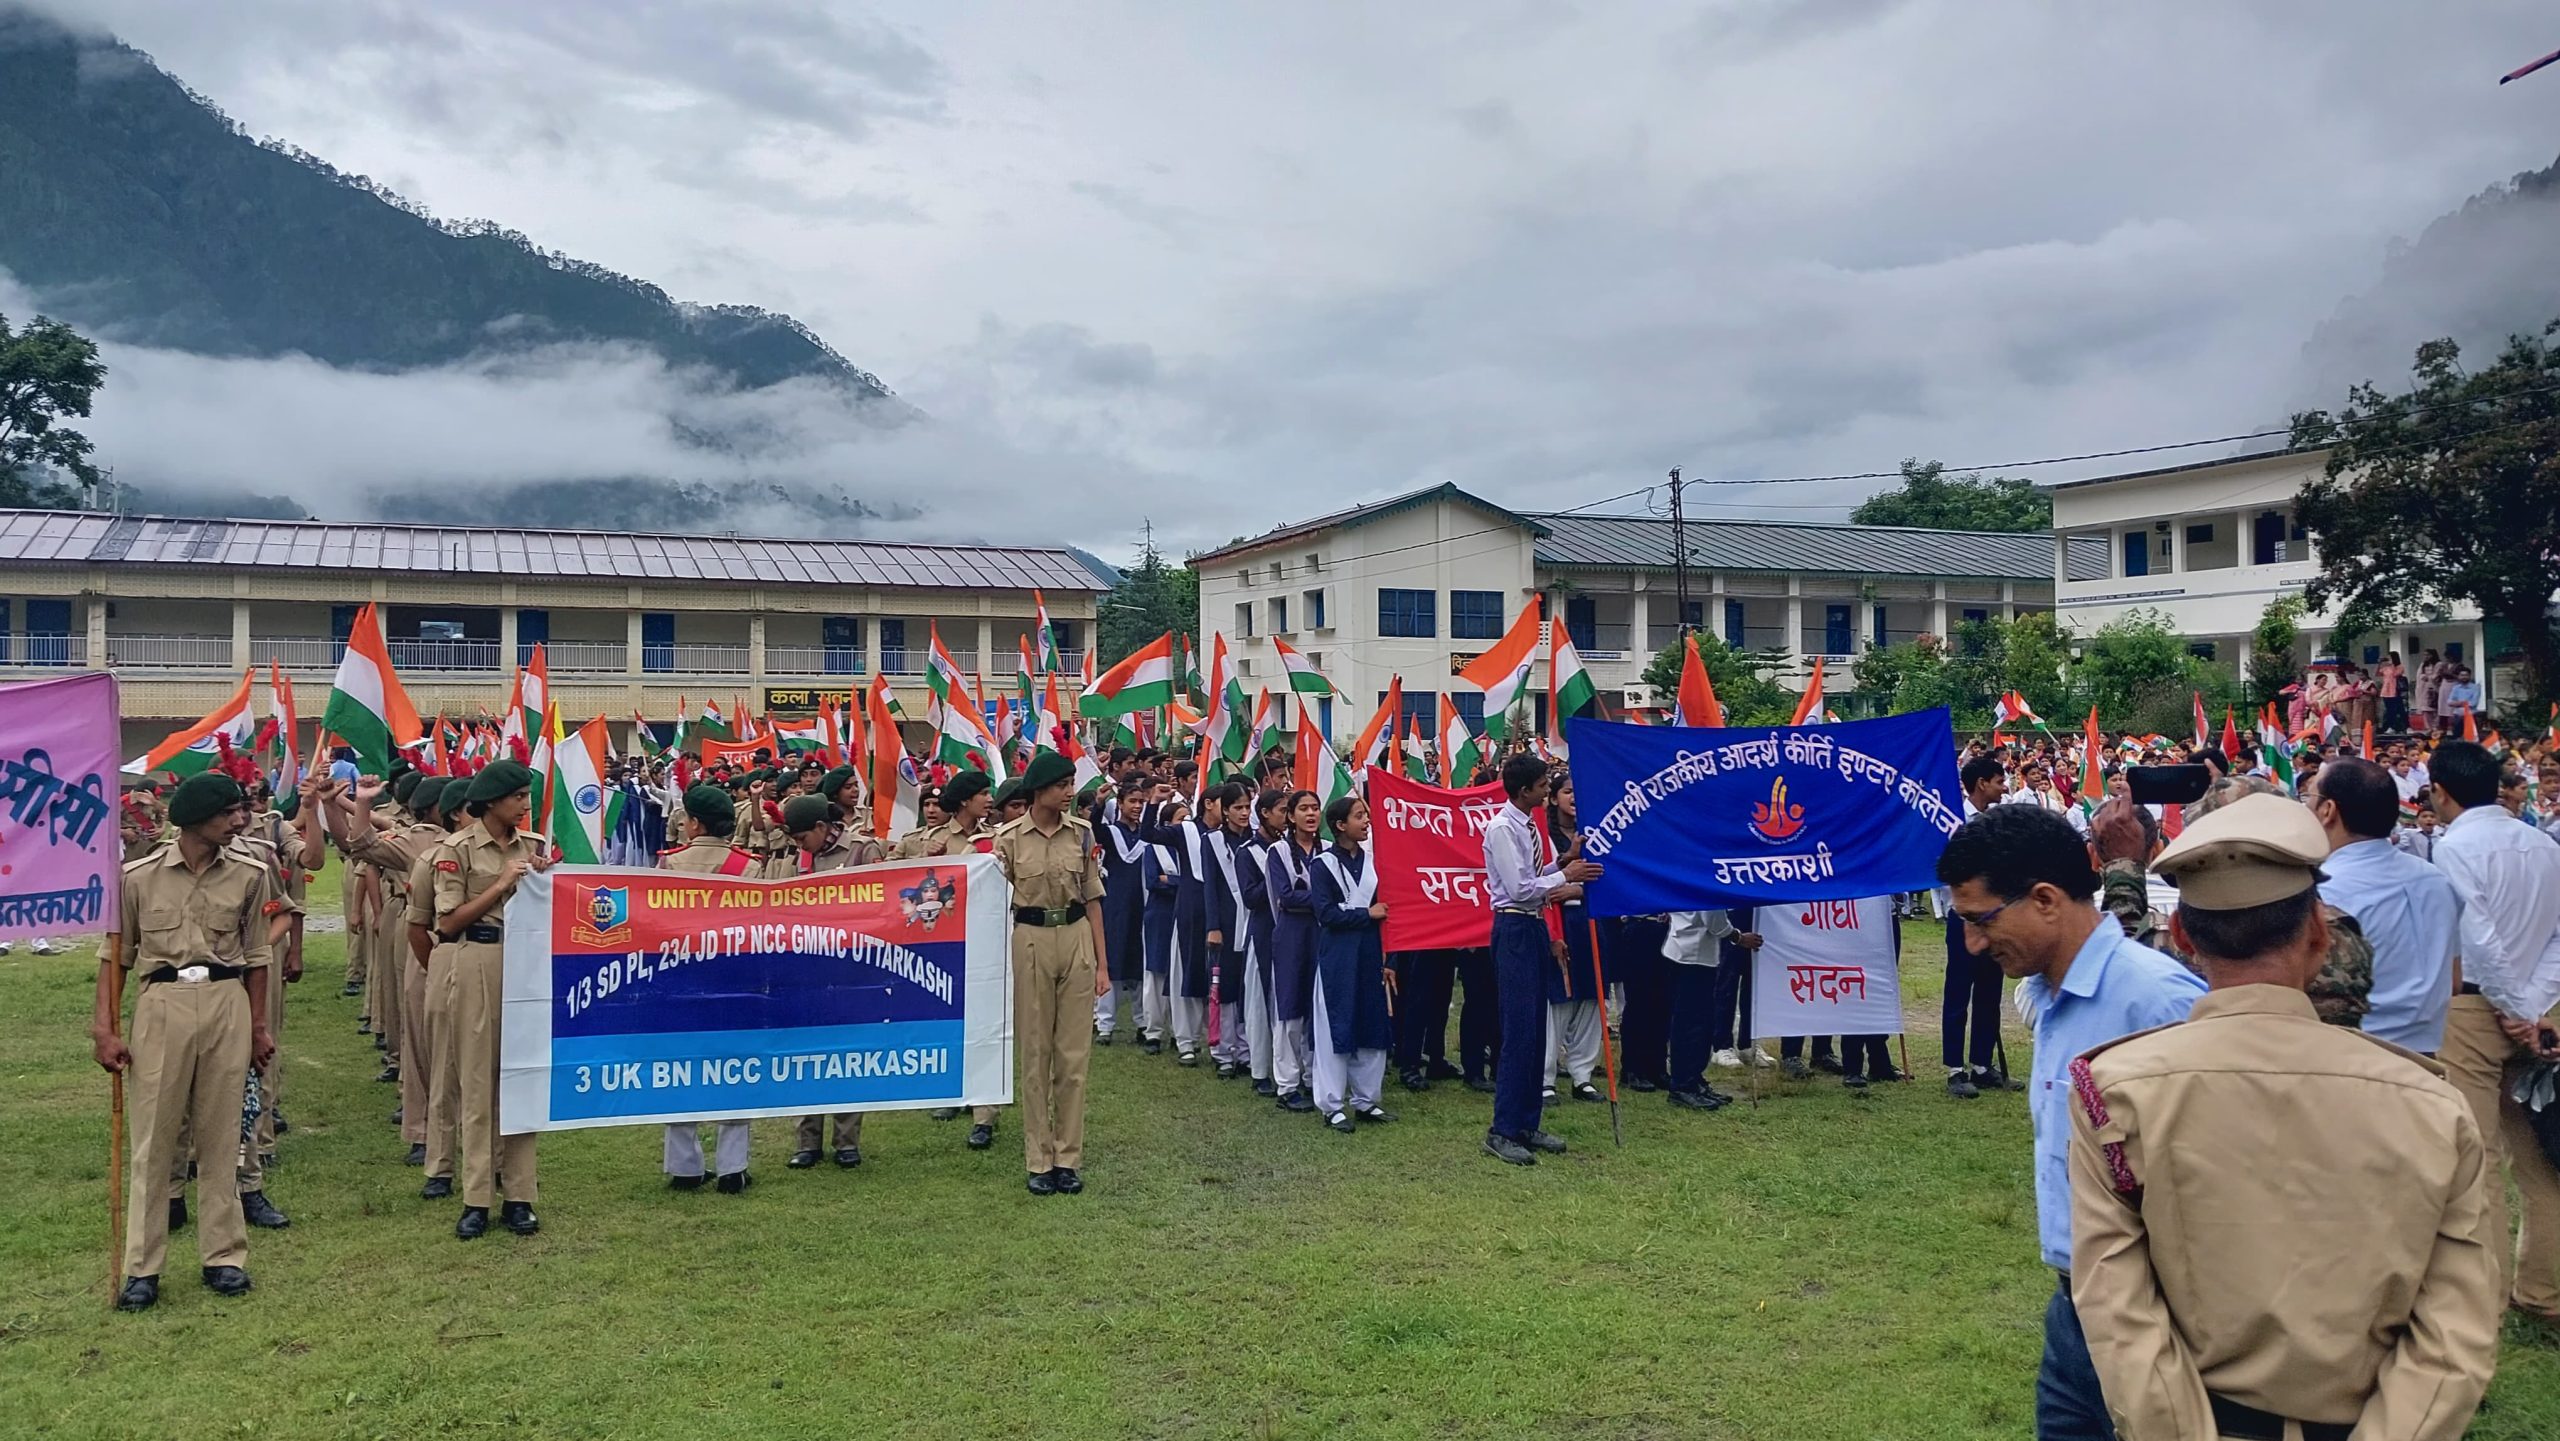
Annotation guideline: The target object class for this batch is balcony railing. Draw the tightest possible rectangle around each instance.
[765,644,868,676]
[545,640,629,675]
[105,634,233,669]
[1561,623,1632,658]
[642,643,750,676]
[0,635,87,667]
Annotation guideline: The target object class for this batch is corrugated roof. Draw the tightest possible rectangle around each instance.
[0,509,1112,591]
[1190,481,1544,565]
[1526,511,2106,582]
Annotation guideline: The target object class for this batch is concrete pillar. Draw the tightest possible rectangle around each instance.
[977,617,995,680]
[1786,575,1805,663]
[1931,579,1949,644]
[2001,581,2017,622]
[499,607,518,671]
[626,609,645,679]
[85,595,107,670]
[1629,588,1651,655]
[231,600,251,673]
[749,613,767,688]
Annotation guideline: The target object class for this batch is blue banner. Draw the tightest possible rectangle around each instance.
[1563,710,1963,915]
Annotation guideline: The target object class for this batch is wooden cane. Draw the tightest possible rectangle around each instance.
[1585,915,1623,1148]
[104,932,126,1309]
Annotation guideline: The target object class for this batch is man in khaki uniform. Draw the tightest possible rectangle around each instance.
[366,779,409,1085]
[896,769,1004,1148]
[314,771,451,1167]
[431,760,553,1239]
[992,752,1109,1196]
[2067,794,2500,1440]
[409,780,474,1198]
[93,772,277,1310]
[782,791,882,1170]
[731,770,793,875]
[658,784,761,1192]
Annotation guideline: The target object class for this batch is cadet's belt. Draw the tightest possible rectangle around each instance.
[143,963,245,984]
[1495,907,1543,918]
[460,923,504,944]
[1015,905,1083,927]
[2209,1395,2349,1441]
[2458,981,2484,996]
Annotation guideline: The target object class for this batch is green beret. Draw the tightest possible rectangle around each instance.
[440,779,472,820]
[409,776,449,817]
[392,771,424,805]
[992,778,1025,810]
[939,769,992,812]
[1021,751,1075,795]
[168,773,245,828]
[683,785,736,835]
[465,759,536,805]
[780,795,834,834]
[819,766,857,800]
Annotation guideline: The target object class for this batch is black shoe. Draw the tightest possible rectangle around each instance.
[373,1036,387,1051]
[668,1173,707,1191]
[420,1175,453,1200]
[1540,1086,1557,1104]
[1979,1065,2026,1093]
[454,1206,489,1240]
[404,1143,426,1167]
[1141,1039,1164,1056]
[1872,1066,1904,1084]
[1026,1170,1059,1196]
[200,1265,252,1297]
[1465,1077,1497,1094]
[1781,1057,1812,1081]
[1843,1075,1870,1091]
[1483,1131,1536,1166]
[1399,1070,1429,1092]
[389,1108,402,1125]
[928,1107,960,1121]
[1627,1076,1661,1093]
[342,981,364,997]
[356,1021,371,1035]
[1698,1083,1733,1108]
[833,1147,862,1168]
[1215,1060,1240,1079]
[1946,1071,1980,1100]
[1252,1078,1278,1097]
[966,1123,994,1151]
[1278,1090,1317,1113]
[1427,1060,1465,1080]
[115,1275,159,1311]
[1095,1030,1114,1046]
[715,1172,751,1195]
[240,1191,290,1229]
[272,1112,289,1136]
[786,1148,819,1170]
[1667,1089,1722,1112]
[1325,1111,1356,1133]
[1357,1105,1396,1123]
[1176,1050,1199,1067]
[376,1065,400,1083]
[1522,1129,1568,1155]
[168,1196,188,1231]
[1812,1053,1843,1075]
[1571,1082,1603,1103]
[500,1201,539,1235]
[1051,1167,1083,1195]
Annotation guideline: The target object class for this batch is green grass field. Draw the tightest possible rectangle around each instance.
[5,873,2558,1440]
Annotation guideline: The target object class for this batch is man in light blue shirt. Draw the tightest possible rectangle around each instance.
[1939,801,2203,1441]
[2303,758,2460,1054]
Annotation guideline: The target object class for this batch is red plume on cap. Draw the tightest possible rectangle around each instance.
[508,735,531,766]
[762,798,786,828]
[213,731,261,786]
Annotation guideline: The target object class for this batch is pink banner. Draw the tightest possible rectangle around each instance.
[0,673,121,939]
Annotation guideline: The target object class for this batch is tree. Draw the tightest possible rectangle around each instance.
[1849,458,2050,533]
[0,313,107,509]
[1100,524,1199,665]
[2247,596,2303,708]
[2292,329,2560,705]
[1637,631,1793,724]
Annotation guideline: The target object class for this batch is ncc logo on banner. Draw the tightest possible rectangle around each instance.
[1562,710,1963,915]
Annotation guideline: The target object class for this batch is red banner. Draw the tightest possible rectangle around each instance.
[1369,767,1510,952]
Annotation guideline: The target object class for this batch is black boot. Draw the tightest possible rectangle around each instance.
[200,1265,252,1297]
[500,1200,540,1235]
[714,1172,751,1195]
[455,1205,489,1239]
[239,1191,290,1229]
[966,1123,994,1151]
[420,1175,453,1200]
[115,1275,159,1311]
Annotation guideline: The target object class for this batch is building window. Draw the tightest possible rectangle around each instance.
[1379,588,1436,638]
[1268,596,1290,634]
[2189,641,2218,662]
[1450,590,1504,640]
[1450,693,1485,727]
[1269,561,1284,584]
[1302,588,1328,629]
[1532,693,1549,736]
[516,607,549,665]
[879,618,909,673]
[1315,696,1332,739]
[1962,607,1989,625]
[641,613,676,673]
[1872,604,1888,648]
[822,616,863,674]
[2122,531,2150,578]
[1565,594,1597,650]
[0,598,10,663]
[1723,599,1744,648]
[1235,602,1255,638]
[2184,523,2214,544]
[26,598,68,667]
[1823,604,1852,656]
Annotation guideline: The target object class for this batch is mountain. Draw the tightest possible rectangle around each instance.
[0,7,912,529]
[2298,153,2560,406]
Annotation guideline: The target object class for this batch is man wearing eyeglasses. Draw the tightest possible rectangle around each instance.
[1936,804,2205,1440]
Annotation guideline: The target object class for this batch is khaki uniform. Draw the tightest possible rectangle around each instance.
[342,815,447,1149]
[2100,857,2376,1026]
[657,836,762,1175]
[431,823,545,1210]
[342,848,370,994]
[118,839,277,1281]
[791,826,882,1154]
[893,820,998,1124]
[732,802,792,875]
[404,847,460,1182]
[217,829,303,1198]
[2068,986,2499,1440]
[991,813,1104,1172]
[2439,993,2560,1315]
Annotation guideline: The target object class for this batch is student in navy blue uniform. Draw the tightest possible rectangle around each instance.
[1235,789,1286,1096]
[1143,793,1219,1066]
[1200,783,1254,1078]
[1308,794,1395,1132]
[1542,774,1609,1103]
[1138,801,1182,1057]
[1093,784,1151,1045]
[1453,944,1500,1092]
[1611,913,1674,1092]
[1263,789,1323,1112]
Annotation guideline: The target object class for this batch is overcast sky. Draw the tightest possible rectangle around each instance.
[24,1,2560,556]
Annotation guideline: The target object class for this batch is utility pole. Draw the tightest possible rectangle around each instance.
[1667,467,1690,636]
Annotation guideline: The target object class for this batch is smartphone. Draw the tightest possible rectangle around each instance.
[2124,764,2211,807]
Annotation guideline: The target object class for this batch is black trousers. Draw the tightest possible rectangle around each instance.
[1454,946,1500,1081]
[1797,1035,1893,1078]
[1615,919,1672,1086]
[1666,962,1719,1094]
[1392,949,1456,1075]
[1706,936,1756,1051]
[1941,915,2003,1070]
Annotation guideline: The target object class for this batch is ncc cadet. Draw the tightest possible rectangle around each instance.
[782,789,880,1170]
[895,768,1004,1149]
[211,776,305,1233]
[431,759,553,1240]
[408,778,476,1199]
[819,764,873,844]
[313,770,451,1167]
[2064,794,2501,1440]
[992,777,1030,828]
[364,775,408,1088]
[992,751,1108,1196]
[95,772,278,1311]
[731,769,793,874]
[657,784,760,1193]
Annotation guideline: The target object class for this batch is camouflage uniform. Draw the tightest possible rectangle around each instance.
[2099,776,2375,1026]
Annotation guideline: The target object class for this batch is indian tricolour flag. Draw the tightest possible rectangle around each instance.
[1352,675,1403,772]
[1270,636,1335,697]
[126,668,256,777]
[1294,709,1353,822]
[1033,590,1064,673]
[320,602,423,777]
[934,670,1006,779]
[865,674,921,841]
[1547,616,1596,758]
[772,715,826,754]
[1437,694,1483,788]
[550,715,624,864]
[1082,632,1176,719]
[1399,713,1433,782]
[1455,598,1542,742]
[1199,633,1245,777]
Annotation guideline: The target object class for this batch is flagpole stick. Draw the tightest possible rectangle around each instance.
[1584,915,1622,1149]
[104,932,126,1308]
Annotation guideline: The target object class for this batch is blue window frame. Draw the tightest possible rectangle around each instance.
[1450,693,1485,726]
[1378,588,1436,638]
[1823,604,1853,656]
[1565,595,1597,650]
[1872,605,1888,648]
[1316,696,1333,739]
[1723,599,1744,648]
[2123,531,2150,578]
[0,598,11,663]
[822,616,863,675]
[1390,688,1435,735]
[330,604,359,659]
[28,598,72,666]
[1450,590,1504,641]
[879,618,909,673]
[641,613,675,673]
[516,607,549,666]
